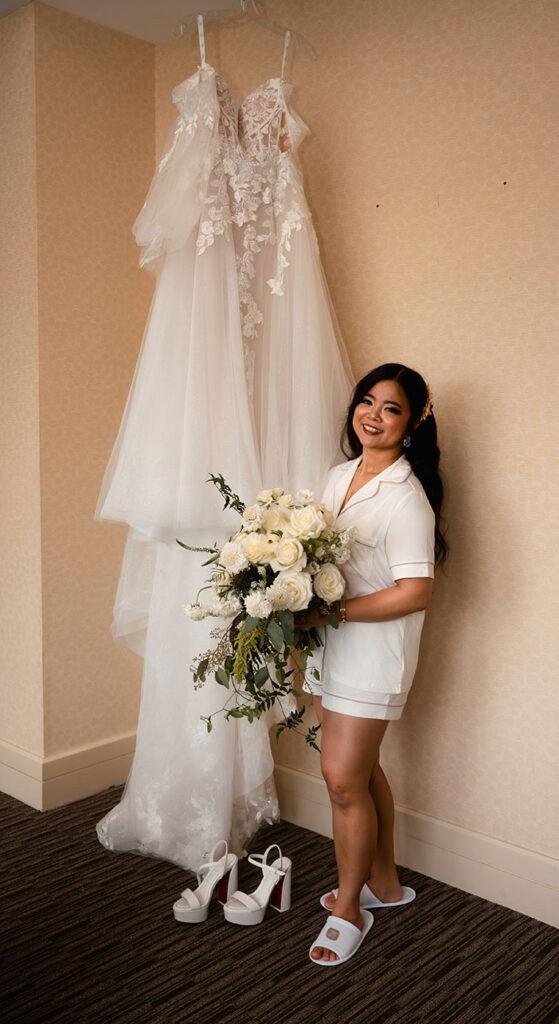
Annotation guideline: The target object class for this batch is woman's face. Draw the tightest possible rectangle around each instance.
[352,379,411,456]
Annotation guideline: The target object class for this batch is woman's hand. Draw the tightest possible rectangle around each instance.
[294,607,333,630]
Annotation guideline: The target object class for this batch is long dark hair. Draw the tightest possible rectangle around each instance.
[342,363,448,564]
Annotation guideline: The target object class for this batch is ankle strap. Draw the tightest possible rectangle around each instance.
[248,843,285,874]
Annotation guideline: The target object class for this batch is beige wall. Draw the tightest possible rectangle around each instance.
[34,3,154,754]
[0,3,153,760]
[1,0,557,868]
[153,0,558,860]
[0,6,43,755]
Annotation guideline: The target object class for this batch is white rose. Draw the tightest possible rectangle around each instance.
[273,570,313,612]
[277,493,294,508]
[220,541,249,574]
[244,590,273,618]
[313,563,346,603]
[242,503,266,532]
[243,532,278,564]
[296,489,314,505]
[183,603,211,621]
[270,537,307,574]
[287,505,325,540]
[262,505,291,531]
[271,488,284,498]
[257,489,275,504]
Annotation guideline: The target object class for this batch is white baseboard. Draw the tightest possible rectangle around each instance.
[0,734,136,810]
[274,764,559,929]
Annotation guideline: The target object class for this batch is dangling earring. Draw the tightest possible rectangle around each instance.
[403,436,411,448]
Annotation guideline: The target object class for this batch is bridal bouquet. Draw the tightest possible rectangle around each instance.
[180,475,354,747]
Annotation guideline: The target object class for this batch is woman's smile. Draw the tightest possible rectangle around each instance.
[353,379,410,460]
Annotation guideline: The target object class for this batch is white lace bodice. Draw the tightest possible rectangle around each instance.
[134,64,315,398]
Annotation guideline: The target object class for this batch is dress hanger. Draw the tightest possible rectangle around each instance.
[177,0,316,61]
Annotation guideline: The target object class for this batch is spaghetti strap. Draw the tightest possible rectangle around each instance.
[197,14,206,66]
[280,30,290,81]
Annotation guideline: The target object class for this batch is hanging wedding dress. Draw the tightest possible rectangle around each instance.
[95,25,353,869]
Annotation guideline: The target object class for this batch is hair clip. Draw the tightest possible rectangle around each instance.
[418,383,433,423]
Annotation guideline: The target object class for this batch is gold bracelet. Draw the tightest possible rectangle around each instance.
[338,600,347,623]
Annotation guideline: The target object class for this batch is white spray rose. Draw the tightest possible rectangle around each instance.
[257,487,285,504]
[296,489,314,505]
[313,563,346,603]
[287,504,325,540]
[273,570,313,612]
[269,538,307,574]
[220,541,249,574]
[277,493,294,508]
[244,590,273,618]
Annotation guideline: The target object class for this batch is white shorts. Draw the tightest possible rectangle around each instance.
[302,673,406,720]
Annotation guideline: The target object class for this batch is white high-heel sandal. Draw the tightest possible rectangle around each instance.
[172,840,238,923]
[223,844,291,926]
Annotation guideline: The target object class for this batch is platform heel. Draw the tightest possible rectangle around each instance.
[223,844,292,925]
[172,840,238,923]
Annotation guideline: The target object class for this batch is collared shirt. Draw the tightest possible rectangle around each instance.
[318,454,435,699]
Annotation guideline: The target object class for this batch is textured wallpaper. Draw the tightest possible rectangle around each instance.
[152,0,559,858]
[0,7,44,755]
[33,3,154,755]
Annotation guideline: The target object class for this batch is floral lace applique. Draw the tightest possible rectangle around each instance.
[193,77,311,364]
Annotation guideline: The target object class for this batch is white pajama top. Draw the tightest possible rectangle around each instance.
[309,454,435,720]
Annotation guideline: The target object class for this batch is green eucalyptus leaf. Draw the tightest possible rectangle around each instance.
[278,609,295,644]
[267,619,284,652]
[215,668,230,688]
[254,665,270,688]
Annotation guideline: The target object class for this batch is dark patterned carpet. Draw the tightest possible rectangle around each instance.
[1,787,557,1024]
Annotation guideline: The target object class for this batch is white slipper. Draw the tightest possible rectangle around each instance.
[320,883,415,911]
[309,911,374,966]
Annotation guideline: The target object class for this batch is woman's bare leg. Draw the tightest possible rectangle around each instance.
[310,709,388,963]
[366,762,403,900]
[321,742,403,913]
